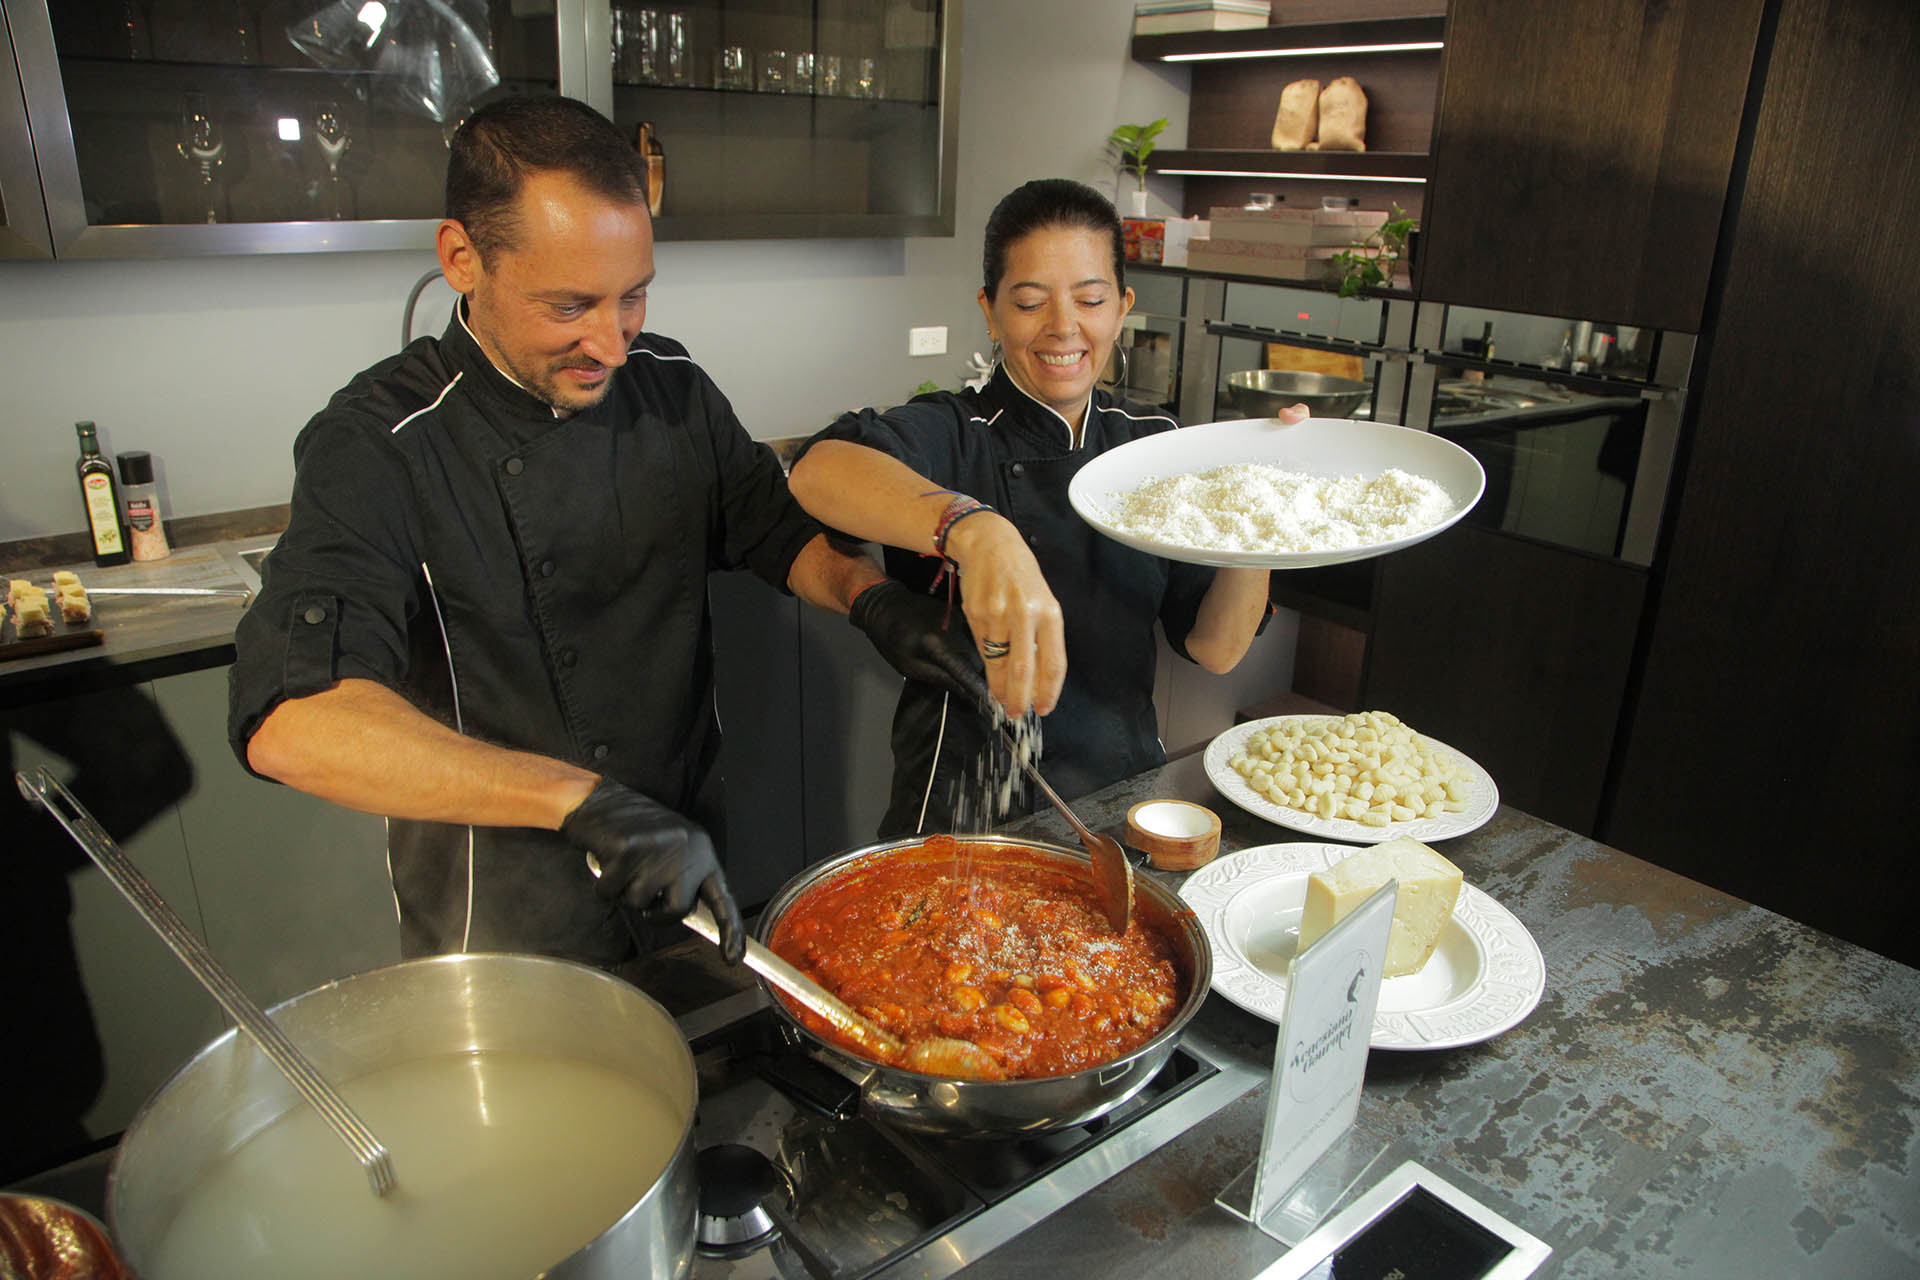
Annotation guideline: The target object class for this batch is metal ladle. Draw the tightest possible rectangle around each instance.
[16,769,398,1198]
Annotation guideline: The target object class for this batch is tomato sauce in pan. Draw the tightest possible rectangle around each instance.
[766,841,1184,1079]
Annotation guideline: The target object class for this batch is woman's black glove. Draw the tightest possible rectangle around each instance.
[561,777,746,964]
[849,580,993,713]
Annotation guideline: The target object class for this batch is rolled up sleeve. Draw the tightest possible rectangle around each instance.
[227,414,422,775]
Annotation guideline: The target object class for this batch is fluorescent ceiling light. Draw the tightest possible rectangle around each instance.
[1160,169,1427,184]
[1163,42,1443,62]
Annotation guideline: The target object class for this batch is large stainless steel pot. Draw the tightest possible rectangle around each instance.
[107,953,697,1279]
[755,835,1212,1137]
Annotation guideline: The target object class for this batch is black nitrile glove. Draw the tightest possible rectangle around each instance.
[561,777,746,964]
[849,579,993,713]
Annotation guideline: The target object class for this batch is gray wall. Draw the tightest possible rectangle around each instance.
[0,1,1192,542]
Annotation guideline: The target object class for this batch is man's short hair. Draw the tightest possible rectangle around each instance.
[445,96,649,261]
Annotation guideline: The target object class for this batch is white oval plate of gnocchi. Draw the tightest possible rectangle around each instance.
[1203,713,1498,843]
[1178,842,1545,1049]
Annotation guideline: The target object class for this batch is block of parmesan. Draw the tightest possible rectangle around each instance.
[1297,837,1462,976]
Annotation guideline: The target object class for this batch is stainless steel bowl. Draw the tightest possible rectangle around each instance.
[755,835,1212,1137]
[1226,368,1373,419]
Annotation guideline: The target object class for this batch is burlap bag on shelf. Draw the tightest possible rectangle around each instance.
[1270,78,1319,150]
[1315,76,1368,151]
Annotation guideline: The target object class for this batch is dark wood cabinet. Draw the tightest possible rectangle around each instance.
[1419,0,1766,331]
[1602,0,1920,968]
[1363,524,1648,835]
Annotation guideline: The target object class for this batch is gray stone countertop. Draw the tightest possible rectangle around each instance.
[963,750,1920,1279]
[0,537,276,707]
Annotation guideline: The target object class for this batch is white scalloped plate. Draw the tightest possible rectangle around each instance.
[1178,843,1545,1050]
[1203,715,1499,845]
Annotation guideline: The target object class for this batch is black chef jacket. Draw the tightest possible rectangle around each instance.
[799,367,1231,836]
[228,305,819,964]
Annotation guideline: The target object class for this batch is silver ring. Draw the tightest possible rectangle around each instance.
[980,638,1012,660]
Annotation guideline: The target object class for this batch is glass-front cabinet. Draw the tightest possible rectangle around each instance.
[0,0,956,258]
[602,0,957,239]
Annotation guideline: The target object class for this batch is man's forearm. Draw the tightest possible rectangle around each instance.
[785,532,888,615]
[246,677,597,829]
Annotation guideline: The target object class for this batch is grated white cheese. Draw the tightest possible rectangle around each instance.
[1104,463,1453,554]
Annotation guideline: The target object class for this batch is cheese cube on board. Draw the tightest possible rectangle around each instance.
[1297,837,1464,977]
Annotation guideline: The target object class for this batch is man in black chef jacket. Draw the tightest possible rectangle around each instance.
[227,97,970,969]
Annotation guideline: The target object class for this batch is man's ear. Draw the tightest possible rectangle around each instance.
[437,219,482,293]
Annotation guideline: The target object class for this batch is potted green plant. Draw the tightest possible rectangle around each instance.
[1106,117,1168,217]
[1330,204,1419,297]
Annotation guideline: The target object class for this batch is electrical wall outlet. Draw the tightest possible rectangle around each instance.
[908,325,948,357]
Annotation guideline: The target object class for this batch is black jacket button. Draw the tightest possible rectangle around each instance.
[504,458,524,476]
[559,648,578,668]
[591,744,609,760]
[1010,462,1026,477]
[302,605,327,625]
[539,560,556,578]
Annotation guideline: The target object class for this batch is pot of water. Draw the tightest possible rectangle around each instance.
[106,953,697,1280]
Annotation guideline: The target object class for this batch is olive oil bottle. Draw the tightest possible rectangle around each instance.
[75,420,130,566]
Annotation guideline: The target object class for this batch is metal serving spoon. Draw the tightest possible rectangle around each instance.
[16,769,397,1198]
[998,725,1133,933]
[583,856,1003,1080]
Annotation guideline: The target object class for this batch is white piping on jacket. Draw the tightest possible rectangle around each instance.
[390,372,463,434]
[915,692,951,835]
[418,559,476,953]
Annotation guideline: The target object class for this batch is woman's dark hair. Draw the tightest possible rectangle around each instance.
[445,96,649,260]
[981,179,1126,301]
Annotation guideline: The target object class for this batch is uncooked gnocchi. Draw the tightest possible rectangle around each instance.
[1227,711,1472,826]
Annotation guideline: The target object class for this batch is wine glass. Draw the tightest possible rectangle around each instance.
[313,101,353,220]
[175,92,225,223]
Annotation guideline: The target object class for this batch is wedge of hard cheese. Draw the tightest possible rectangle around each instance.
[1297,837,1463,977]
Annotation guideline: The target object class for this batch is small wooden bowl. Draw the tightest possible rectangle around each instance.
[1126,800,1222,871]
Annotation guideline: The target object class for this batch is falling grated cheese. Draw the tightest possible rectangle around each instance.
[1104,463,1453,554]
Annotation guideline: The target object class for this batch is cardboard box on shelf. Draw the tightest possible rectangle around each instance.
[1184,238,1343,281]
[1205,206,1390,247]
[1122,217,1166,263]
[1161,216,1207,267]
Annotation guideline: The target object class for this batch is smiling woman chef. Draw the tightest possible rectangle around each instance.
[789,179,1306,834]
[226,97,974,969]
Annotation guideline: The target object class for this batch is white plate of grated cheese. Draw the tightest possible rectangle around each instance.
[1069,417,1485,568]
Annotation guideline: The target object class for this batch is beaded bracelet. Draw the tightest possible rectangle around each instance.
[932,495,994,557]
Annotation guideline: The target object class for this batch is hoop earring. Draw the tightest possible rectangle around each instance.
[1103,343,1130,392]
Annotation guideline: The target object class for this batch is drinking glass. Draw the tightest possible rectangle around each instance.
[663,13,690,86]
[816,54,843,98]
[175,93,225,223]
[313,101,353,220]
[757,49,789,94]
[613,9,661,85]
[714,45,749,90]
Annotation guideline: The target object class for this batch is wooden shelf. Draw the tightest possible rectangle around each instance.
[1130,17,1446,62]
[1150,148,1431,181]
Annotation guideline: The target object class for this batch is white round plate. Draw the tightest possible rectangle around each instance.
[1203,714,1499,844]
[1067,417,1486,569]
[1179,843,1545,1050]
